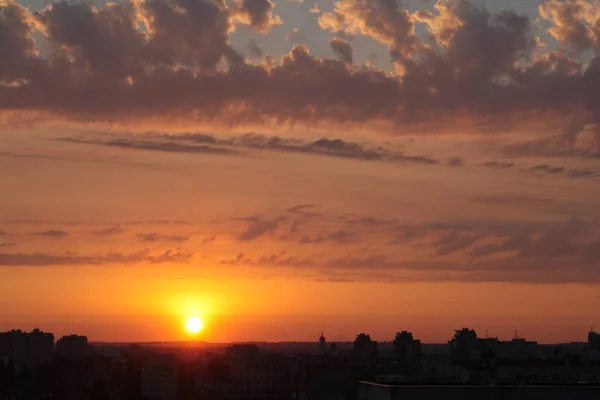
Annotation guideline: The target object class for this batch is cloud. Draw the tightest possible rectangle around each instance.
[0,242,15,248]
[433,231,483,256]
[539,0,600,54]
[472,195,553,206]
[32,229,69,238]
[0,248,193,266]
[237,218,280,240]
[67,132,439,165]
[300,229,356,244]
[329,37,353,64]
[286,204,315,213]
[220,250,315,266]
[94,225,124,235]
[137,233,190,242]
[567,168,596,178]
[60,137,238,155]
[482,161,515,169]
[201,235,216,244]
[468,217,592,259]
[230,0,283,33]
[530,164,565,174]
[319,0,421,61]
[447,157,464,166]
[1,0,600,138]
[247,39,262,58]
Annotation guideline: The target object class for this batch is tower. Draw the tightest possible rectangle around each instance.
[319,331,327,354]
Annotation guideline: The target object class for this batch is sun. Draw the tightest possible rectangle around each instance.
[185,317,203,333]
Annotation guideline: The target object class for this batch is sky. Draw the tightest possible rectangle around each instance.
[2,0,600,344]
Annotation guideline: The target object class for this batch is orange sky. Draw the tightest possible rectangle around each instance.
[1,126,600,344]
[2,0,600,344]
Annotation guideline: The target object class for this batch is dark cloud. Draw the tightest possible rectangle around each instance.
[0,242,15,248]
[1,0,600,138]
[220,250,314,266]
[137,233,190,242]
[346,216,395,226]
[66,132,439,165]
[468,217,592,259]
[482,161,515,169]
[433,231,483,256]
[0,248,192,266]
[530,164,565,174]
[567,168,596,178]
[32,230,69,238]
[201,235,216,244]
[247,39,262,57]
[472,195,552,206]
[447,157,464,166]
[238,218,279,240]
[60,137,237,155]
[329,37,353,64]
[300,229,356,244]
[207,133,438,163]
[94,225,124,235]
[286,204,315,213]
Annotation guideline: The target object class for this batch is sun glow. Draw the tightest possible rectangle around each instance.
[185,317,203,333]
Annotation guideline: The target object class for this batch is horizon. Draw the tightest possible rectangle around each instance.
[2,0,600,345]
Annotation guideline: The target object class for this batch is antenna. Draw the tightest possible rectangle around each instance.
[513,330,520,339]
[484,330,490,339]
[592,325,596,333]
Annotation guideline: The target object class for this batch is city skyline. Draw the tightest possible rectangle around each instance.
[2,0,600,343]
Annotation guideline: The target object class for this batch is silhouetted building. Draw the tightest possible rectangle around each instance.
[228,344,260,359]
[353,333,378,358]
[449,329,539,360]
[497,337,539,359]
[319,331,327,354]
[393,331,422,366]
[0,329,53,370]
[329,342,339,357]
[28,328,54,367]
[449,328,479,358]
[2,330,28,370]
[57,334,92,359]
[230,351,290,393]
[589,329,600,351]
[141,353,178,400]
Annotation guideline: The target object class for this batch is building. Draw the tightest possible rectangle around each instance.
[353,333,378,359]
[393,331,421,366]
[28,329,54,367]
[228,344,260,359]
[589,328,600,351]
[57,334,92,359]
[229,346,290,394]
[0,329,53,370]
[319,331,327,354]
[357,381,600,400]
[141,353,178,400]
[5,330,28,370]
[449,328,479,358]
[496,337,539,359]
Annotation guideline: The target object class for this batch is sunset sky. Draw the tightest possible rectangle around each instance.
[1,0,600,344]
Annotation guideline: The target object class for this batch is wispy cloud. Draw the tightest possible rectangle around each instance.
[0,249,193,266]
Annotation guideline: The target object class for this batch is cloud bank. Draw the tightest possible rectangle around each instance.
[0,0,599,143]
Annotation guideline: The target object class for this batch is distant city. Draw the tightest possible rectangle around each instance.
[1,327,600,399]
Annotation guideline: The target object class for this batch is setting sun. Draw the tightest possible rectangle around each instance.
[185,317,203,333]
